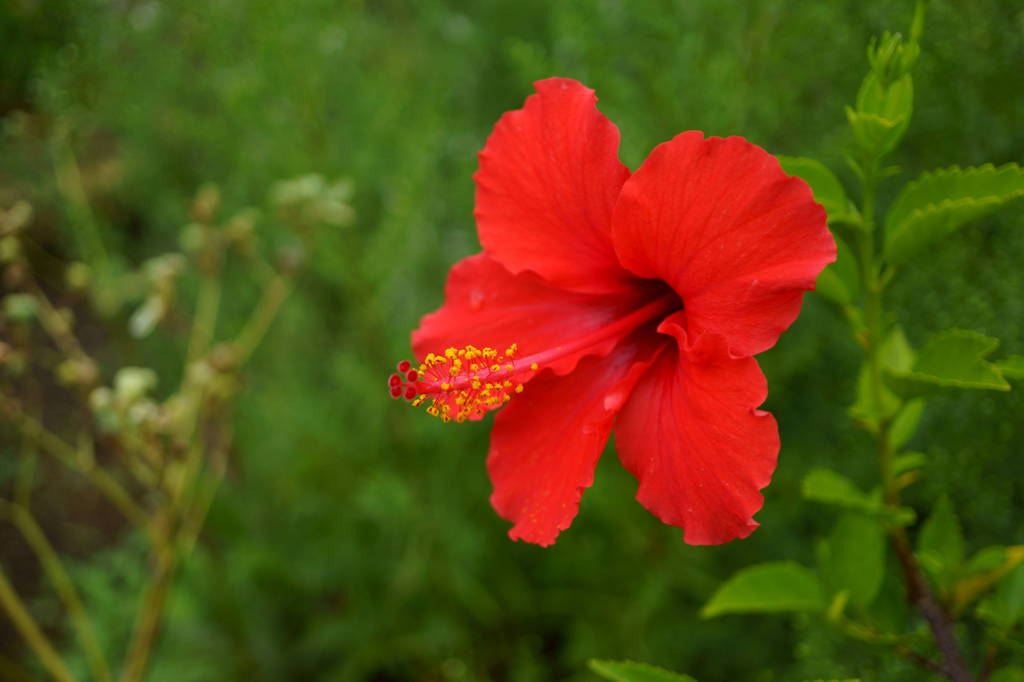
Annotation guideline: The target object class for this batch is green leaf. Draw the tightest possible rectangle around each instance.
[885,329,1010,396]
[884,163,1024,264]
[990,667,1024,682]
[855,72,913,155]
[917,495,965,593]
[821,513,885,608]
[801,469,915,526]
[588,660,698,682]
[815,237,859,305]
[850,362,902,426]
[852,327,915,426]
[953,546,1024,616]
[888,398,925,450]
[846,109,905,160]
[846,72,912,159]
[891,451,926,478]
[978,563,1024,630]
[802,469,871,509]
[702,561,825,618]
[997,355,1024,380]
[777,156,856,223]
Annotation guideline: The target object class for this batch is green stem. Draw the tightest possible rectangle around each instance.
[234,273,291,365]
[185,264,222,373]
[1,399,154,542]
[1,501,112,682]
[0,565,79,682]
[52,121,110,277]
[855,154,974,682]
[118,526,176,682]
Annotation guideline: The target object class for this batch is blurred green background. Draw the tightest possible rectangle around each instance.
[1,0,1022,680]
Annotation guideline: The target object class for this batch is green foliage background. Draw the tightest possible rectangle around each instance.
[1,1,1022,680]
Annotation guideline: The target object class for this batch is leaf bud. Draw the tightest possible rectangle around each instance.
[191,183,221,224]
[114,366,158,405]
[276,244,305,273]
[0,200,32,236]
[179,222,207,253]
[0,236,21,263]
[209,343,239,373]
[56,357,99,387]
[65,262,93,291]
[129,295,167,338]
[2,293,37,322]
[3,262,27,289]
[89,386,114,413]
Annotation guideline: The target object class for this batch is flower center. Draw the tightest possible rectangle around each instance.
[388,292,679,423]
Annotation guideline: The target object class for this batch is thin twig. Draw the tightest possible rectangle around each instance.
[1,500,112,682]
[891,529,975,682]
[26,277,93,367]
[234,273,291,365]
[978,643,998,682]
[1,398,154,542]
[118,528,176,682]
[895,644,946,676]
[0,565,79,682]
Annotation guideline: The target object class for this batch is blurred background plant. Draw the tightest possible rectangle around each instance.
[1,170,346,680]
[1,1,1021,681]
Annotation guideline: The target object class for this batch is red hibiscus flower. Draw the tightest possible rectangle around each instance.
[388,78,835,547]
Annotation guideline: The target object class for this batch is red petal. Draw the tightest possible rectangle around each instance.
[611,132,835,356]
[412,253,652,376]
[475,78,632,294]
[614,312,779,545]
[488,331,666,546]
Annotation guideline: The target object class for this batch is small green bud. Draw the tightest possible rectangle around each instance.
[144,253,187,284]
[191,183,221,223]
[114,367,158,404]
[0,200,32,236]
[129,296,167,338]
[89,386,114,412]
[276,244,305,273]
[3,293,37,321]
[65,262,92,291]
[179,222,207,253]
[56,357,99,387]
[0,236,20,263]
[3,263,27,288]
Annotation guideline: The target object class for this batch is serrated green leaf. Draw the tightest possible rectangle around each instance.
[884,163,1024,264]
[588,660,698,682]
[815,237,859,305]
[702,561,825,618]
[778,156,855,223]
[888,398,925,450]
[918,495,965,594]
[978,563,1024,630]
[886,329,1010,396]
[821,513,885,608]
[998,355,1024,380]
[953,546,1024,616]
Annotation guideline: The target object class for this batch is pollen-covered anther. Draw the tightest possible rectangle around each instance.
[387,343,535,423]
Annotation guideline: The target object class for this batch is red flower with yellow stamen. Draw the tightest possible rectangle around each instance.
[388,78,835,546]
